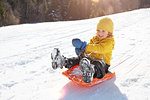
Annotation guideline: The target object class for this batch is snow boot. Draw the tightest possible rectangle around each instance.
[51,48,66,69]
[79,58,95,83]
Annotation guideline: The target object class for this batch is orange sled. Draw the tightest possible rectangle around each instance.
[62,65,115,87]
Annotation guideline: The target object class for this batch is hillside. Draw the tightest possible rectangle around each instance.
[0,8,150,100]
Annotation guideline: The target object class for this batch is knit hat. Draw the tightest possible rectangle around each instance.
[97,17,114,34]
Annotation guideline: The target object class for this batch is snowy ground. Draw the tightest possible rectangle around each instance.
[0,8,150,100]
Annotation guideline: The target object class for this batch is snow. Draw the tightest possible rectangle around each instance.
[0,8,150,100]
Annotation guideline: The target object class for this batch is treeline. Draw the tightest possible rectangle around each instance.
[0,0,150,26]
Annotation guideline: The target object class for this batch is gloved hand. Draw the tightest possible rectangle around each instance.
[75,48,82,56]
[72,38,87,51]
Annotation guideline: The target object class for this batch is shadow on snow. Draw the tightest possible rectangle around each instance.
[59,77,127,100]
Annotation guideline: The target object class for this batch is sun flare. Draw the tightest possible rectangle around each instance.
[92,0,99,3]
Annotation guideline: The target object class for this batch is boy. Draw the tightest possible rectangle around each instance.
[51,17,115,83]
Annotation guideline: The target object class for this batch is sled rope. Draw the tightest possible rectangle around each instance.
[110,55,133,70]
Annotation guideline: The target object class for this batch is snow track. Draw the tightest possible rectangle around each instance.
[0,8,150,100]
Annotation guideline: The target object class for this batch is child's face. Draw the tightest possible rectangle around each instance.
[96,30,109,40]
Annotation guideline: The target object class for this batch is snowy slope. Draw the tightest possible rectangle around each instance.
[0,8,150,100]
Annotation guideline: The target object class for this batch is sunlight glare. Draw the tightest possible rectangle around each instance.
[92,0,99,3]
[59,89,66,99]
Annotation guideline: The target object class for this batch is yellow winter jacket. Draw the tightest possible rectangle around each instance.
[85,36,115,65]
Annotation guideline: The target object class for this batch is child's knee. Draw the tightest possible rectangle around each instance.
[92,60,106,79]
